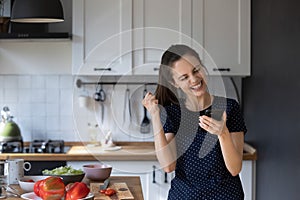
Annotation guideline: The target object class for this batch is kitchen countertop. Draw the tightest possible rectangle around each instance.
[0,142,257,161]
[4,176,144,200]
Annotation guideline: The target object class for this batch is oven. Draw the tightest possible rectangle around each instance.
[0,139,67,175]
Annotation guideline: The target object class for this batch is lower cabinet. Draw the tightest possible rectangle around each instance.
[67,160,255,200]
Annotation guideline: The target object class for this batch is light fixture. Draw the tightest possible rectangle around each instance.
[10,0,64,23]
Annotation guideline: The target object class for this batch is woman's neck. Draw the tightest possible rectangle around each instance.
[185,92,213,111]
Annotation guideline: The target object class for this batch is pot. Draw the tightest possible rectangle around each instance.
[0,107,23,142]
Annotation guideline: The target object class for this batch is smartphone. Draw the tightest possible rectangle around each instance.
[204,109,224,121]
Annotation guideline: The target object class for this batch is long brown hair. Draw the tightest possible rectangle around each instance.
[155,44,202,106]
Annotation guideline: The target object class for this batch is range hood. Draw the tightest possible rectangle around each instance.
[0,22,70,39]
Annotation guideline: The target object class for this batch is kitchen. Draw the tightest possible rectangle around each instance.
[0,0,299,200]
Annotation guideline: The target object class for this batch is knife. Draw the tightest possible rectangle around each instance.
[100,178,110,190]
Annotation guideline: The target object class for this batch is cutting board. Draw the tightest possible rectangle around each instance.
[91,182,134,200]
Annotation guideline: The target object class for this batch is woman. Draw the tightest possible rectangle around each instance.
[142,44,247,199]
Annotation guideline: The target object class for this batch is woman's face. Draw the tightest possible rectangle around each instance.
[171,54,208,98]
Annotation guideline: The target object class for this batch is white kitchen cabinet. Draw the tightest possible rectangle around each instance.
[132,0,193,75]
[193,0,251,76]
[73,0,250,76]
[72,0,132,76]
[132,0,251,76]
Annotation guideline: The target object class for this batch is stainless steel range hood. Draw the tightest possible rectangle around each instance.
[0,22,70,39]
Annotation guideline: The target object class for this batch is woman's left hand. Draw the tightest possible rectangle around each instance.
[199,112,228,136]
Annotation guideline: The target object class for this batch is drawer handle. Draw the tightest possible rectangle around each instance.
[152,165,156,183]
[94,68,112,71]
[153,67,160,71]
[213,68,231,72]
[164,172,168,183]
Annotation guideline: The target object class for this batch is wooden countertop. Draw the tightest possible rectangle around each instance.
[0,142,257,161]
[4,176,144,200]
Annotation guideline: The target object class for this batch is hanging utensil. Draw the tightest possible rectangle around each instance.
[94,84,106,122]
[123,85,132,125]
[140,85,150,133]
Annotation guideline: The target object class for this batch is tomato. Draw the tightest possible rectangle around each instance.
[100,189,106,194]
[104,188,116,196]
[39,177,65,200]
[65,182,90,200]
[26,179,34,182]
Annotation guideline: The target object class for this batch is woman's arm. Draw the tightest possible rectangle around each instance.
[218,130,244,176]
[199,112,244,176]
[143,92,177,172]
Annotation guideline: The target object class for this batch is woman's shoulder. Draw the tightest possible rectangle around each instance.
[213,96,240,107]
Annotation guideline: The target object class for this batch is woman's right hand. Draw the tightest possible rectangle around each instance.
[142,92,159,116]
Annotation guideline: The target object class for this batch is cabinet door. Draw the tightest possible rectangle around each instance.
[149,165,174,200]
[132,0,193,75]
[73,0,132,75]
[193,0,251,76]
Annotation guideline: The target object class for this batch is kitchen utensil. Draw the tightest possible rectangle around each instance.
[123,86,131,124]
[100,178,110,190]
[95,85,106,122]
[140,87,150,133]
[78,85,90,108]
[0,106,23,142]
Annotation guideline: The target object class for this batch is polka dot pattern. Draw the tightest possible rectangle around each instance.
[162,96,247,200]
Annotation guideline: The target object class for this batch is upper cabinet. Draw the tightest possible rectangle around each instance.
[73,0,251,76]
[72,0,132,75]
[132,0,193,75]
[193,0,251,76]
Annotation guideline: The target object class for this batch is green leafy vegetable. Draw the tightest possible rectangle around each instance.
[42,166,84,175]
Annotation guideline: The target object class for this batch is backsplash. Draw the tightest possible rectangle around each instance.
[0,75,75,141]
[0,75,241,143]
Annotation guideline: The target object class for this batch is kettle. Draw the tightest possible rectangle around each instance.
[0,106,23,142]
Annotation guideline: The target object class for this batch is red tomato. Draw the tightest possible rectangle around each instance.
[26,179,34,182]
[104,188,116,196]
[65,182,90,200]
[100,189,106,194]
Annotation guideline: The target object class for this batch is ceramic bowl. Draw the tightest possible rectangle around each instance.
[42,173,85,185]
[18,176,48,192]
[83,164,112,181]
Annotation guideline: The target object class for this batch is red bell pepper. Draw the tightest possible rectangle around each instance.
[33,179,43,197]
[65,182,90,200]
[35,176,65,200]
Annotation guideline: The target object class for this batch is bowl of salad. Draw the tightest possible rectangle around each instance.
[42,166,85,185]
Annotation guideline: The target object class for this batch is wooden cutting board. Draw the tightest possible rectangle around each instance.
[91,182,134,200]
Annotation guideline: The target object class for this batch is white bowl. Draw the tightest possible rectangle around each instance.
[18,176,48,192]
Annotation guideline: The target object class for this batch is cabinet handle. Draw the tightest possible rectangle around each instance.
[164,172,168,183]
[94,68,112,71]
[152,165,156,183]
[213,68,231,72]
[153,67,160,71]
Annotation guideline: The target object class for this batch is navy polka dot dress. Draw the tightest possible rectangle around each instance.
[161,96,247,200]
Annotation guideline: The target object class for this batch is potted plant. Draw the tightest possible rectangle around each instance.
[0,0,10,33]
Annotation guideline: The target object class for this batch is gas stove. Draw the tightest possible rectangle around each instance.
[0,140,23,153]
[27,140,65,153]
[0,140,65,153]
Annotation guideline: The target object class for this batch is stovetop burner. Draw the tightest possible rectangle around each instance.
[28,140,65,153]
[0,139,65,154]
[0,140,23,153]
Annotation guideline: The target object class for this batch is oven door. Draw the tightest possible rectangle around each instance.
[24,161,67,175]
